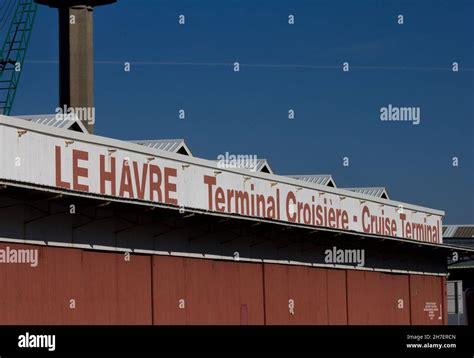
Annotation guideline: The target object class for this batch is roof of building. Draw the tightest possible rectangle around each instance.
[252,159,273,174]
[16,115,193,156]
[215,158,273,174]
[286,174,336,187]
[443,225,474,252]
[443,225,474,238]
[449,260,474,269]
[343,187,390,200]
[127,139,193,156]
[16,114,89,133]
[445,227,474,269]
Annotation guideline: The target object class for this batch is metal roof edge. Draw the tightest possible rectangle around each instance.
[212,157,274,174]
[285,174,337,188]
[73,117,89,133]
[258,159,274,174]
[0,114,445,216]
[344,187,387,190]
[16,113,89,133]
[343,187,390,199]
[286,174,334,178]
[127,139,193,156]
[443,224,474,227]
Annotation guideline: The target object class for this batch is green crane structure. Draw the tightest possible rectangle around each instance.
[0,0,37,115]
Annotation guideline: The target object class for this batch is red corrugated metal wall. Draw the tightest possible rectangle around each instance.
[382,273,411,325]
[80,251,152,324]
[152,256,187,324]
[152,256,264,324]
[0,242,446,325]
[409,274,445,325]
[442,276,448,324]
[327,269,348,325]
[347,271,384,324]
[263,265,329,325]
[346,271,410,325]
[0,243,152,324]
[0,244,82,324]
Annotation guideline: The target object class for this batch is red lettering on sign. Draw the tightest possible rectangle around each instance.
[362,205,370,233]
[119,160,134,198]
[164,167,177,205]
[215,187,226,212]
[149,165,162,202]
[204,175,216,210]
[55,146,70,189]
[99,155,116,196]
[286,191,296,222]
[72,149,89,192]
[133,162,148,200]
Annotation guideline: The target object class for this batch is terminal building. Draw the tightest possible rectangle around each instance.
[0,113,473,325]
[0,0,472,325]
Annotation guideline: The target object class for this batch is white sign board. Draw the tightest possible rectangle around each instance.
[0,121,443,244]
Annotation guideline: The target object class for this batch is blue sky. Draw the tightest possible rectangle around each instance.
[11,0,474,223]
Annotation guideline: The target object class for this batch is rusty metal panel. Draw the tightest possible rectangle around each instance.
[208,260,241,324]
[347,271,411,325]
[0,243,152,325]
[288,265,314,325]
[347,270,369,324]
[76,250,152,324]
[290,266,329,324]
[114,253,152,325]
[263,264,290,324]
[237,262,265,325]
[42,245,84,324]
[152,257,264,325]
[347,271,386,324]
[381,273,410,325]
[183,258,214,324]
[0,243,83,324]
[409,274,445,325]
[442,276,448,324]
[326,269,347,325]
[309,267,329,324]
[264,264,329,325]
[152,256,187,324]
[214,260,266,325]
[183,258,254,325]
